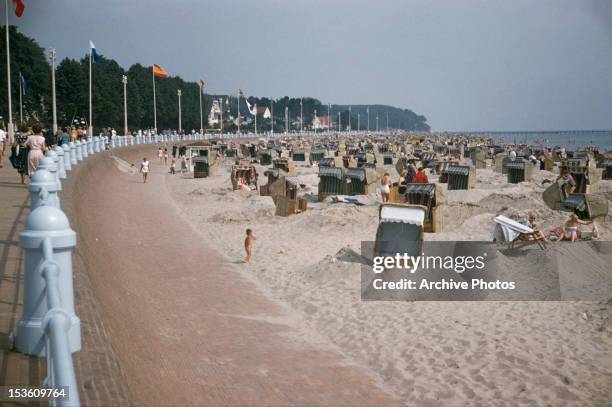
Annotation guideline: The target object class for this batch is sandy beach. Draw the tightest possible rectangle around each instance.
[157,153,612,407]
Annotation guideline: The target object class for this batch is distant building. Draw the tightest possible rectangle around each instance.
[313,115,331,130]
[256,106,272,119]
[208,100,222,126]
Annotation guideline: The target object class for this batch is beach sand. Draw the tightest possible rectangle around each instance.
[164,156,612,406]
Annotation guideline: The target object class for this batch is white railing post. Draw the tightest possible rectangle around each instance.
[82,139,89,158]
[74,141,83,162]
[62,144,72,172]
[17,205,80,356]
[37,157,61,205]
[53,146,67,179]
[69,142,77,166]
[29,169,60,210]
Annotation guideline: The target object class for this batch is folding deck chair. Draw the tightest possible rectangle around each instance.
[493,215,547,250]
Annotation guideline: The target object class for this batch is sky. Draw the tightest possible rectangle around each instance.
[12,0,612,131]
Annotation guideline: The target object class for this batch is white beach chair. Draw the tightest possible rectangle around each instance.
[493,215,546,249]
[375,204,426,257]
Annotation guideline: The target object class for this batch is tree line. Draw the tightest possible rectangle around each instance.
[0,26,429,133]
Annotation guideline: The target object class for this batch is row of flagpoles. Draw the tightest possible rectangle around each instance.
[4,1,384,140]
[4,0,24,143]
[3,0,209,141]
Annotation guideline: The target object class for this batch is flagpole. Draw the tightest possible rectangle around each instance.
[199,83,203,133]
[300,97,303,133]
[122,75,128,136]
[237,91,240,134]
[50,48,57,134]
[18,71,22,125]
[348,105,351,132]
[219,98,223,132]
[5,0,14,143]
[284,106,288,134]
[177,89,182,133]
[152,67,157,132]
[88,43,93,138]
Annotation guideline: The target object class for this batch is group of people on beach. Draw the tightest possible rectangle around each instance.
[380,160,430,203]
[525,210,592,243]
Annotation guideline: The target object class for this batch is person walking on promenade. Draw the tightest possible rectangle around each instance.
[25,123,47,177]
[9,129,29,184]
[140,157,150,183]
[0,126,6,168]
[158,147,163,163]
[244,228,256,264]
[163,147,169,164]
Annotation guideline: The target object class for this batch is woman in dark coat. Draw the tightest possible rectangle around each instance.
[9,132,30,184]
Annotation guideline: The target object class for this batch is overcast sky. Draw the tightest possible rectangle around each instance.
[13,0,612,130]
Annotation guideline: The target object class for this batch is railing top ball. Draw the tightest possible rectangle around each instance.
[29,169,56,185]
[20,205,76,249]
[46,149,58,159]
[69,142,75,147]
[39,157,56,169]
[24,205,71,232]
[53,146,64,155]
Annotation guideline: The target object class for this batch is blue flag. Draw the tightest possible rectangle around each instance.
[20,73,27,95]
[89,40,100,64]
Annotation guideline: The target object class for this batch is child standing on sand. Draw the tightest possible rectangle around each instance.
[170,158,176,174]
[244,229,256,264]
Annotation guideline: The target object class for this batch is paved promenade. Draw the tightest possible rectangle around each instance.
[0,155,131,406]
[0,162,46,406]
[1,144,402,406]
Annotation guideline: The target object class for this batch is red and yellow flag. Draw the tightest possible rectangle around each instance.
[153,64,169,78]
[13,0,25,17]
[200,79,205,90]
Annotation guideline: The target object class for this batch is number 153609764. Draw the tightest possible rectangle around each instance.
[1,386,69,401]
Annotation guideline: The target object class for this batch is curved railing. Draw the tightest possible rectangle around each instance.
[13,132,217,406]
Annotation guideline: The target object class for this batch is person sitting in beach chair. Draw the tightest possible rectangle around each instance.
[492,215,546,249]
[557,169,576,195]
[412,167,430,184]
[523,210,548,242]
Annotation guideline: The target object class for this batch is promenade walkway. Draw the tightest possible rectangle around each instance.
[1,144,401,406]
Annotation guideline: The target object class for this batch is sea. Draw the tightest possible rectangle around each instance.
[463,131,612,151]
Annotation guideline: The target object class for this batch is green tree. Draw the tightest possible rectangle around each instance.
[0,26,51,127]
